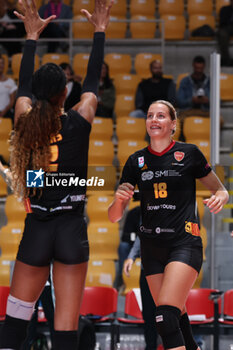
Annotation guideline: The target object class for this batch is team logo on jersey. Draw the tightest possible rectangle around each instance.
[185,221,200,236]
[138,156,144,168]
[26,168,44,188]
[141,171,154,181]
[174,151,185,162]
[141,164,148,170]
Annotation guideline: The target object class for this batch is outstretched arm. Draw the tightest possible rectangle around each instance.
[72,0,113,124]
[13,0,56,124]
[199,170,229,214]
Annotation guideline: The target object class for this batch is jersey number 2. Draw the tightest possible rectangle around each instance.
[154,182,167,199]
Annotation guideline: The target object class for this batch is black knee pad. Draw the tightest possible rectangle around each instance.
[54,330,78,350]
[180,312,198,350]
[0,314,29,349]
[155,305,185,349]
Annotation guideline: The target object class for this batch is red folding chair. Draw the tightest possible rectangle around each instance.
[80,286,118,350]
[0,286,10,321]
[186,288,220,350]
[219,289,233,337]
[118,289,144,324]
[117,289,144,345]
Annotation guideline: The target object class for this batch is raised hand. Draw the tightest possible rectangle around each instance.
[14,0,56,40]
[81,0,114,32]
[115,182,135,202]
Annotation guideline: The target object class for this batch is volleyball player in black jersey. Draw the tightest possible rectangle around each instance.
[109,100,229,350]
[0,0,112,349]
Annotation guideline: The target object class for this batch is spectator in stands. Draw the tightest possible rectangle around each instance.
[130,60,176,119]
[60,62,82,111]
[177,56,210,118]
[0,0,25,56]
[114,202,140,291]
[96,61,115,118]
[39,0,73,52]
[0,54,17,123]
[124,237,158,350]
[217,0,233,66]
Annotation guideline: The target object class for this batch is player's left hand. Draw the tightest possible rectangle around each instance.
[203,194,225,214]
[81,0,114,32]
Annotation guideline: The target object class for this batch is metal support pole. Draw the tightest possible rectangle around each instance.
[209,52,220,289]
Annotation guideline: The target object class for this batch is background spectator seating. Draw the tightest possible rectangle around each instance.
[0,261,11,287]
[41,53,69,66]
[11,53,40,80]
[88,222,120,260]
[187,0,213,15]
[130,0,156,16]
[87,166,117,194]
[114,74,141,96]
[110,0,127,17]
[216,0,230,15]
[159,15,186,40]
[88,140,114,166]
[183,116,210,141]
[106,16,127,39]
[117,140,148,168]
[130,16,156,39]
[0,177,7,197]
[85,259,116,287]
[89,117,113,141]
[105,54,132,77]
[114,95,135,118]
[86,194,114,222]
[189,14,216,39]
[190,139,210,162]
[220,74,233,101]
[116,117,146,141]
[72,0,94,16]
[72,53,90,79]
[134,53,162,78]
[158,0,184,16]
[73,15,93,39]
[122,258,141,294]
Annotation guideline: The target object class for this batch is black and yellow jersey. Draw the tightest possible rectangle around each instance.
[120,140,211,246]
[28,109,91,217]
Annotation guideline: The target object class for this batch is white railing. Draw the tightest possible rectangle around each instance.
[0,18,165,66]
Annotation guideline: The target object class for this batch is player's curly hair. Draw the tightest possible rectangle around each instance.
[10,63,66,199]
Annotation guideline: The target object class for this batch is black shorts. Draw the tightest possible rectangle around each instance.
[17,211,89,266]
[140,237,203,276]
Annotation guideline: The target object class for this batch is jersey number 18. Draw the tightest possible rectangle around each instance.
[154,182,167,199]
